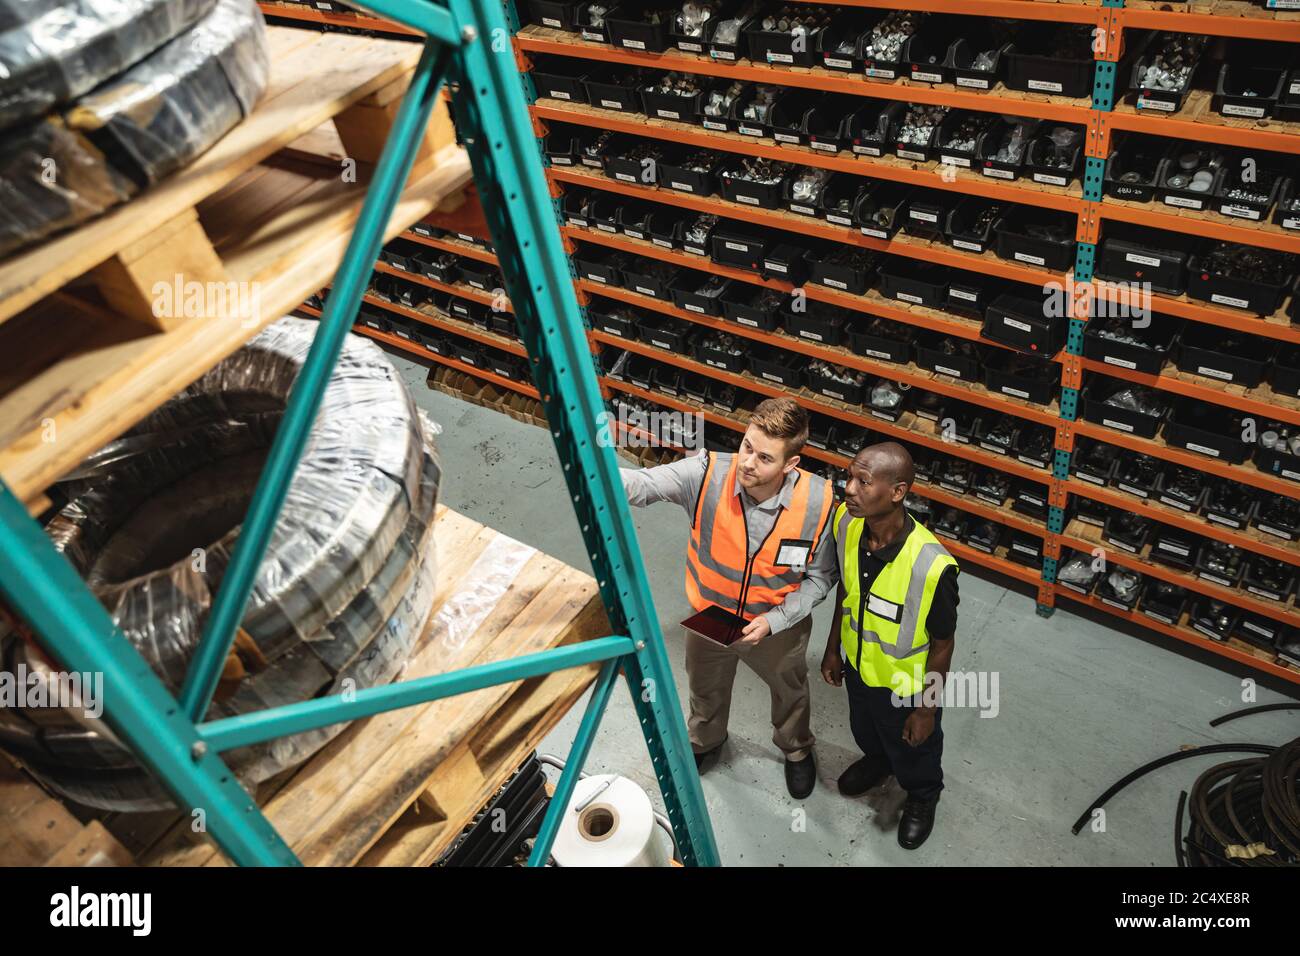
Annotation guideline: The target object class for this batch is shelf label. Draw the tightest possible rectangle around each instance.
[685,303,706,314]
[983,167,1014,179]
[824,57,853,69]
[652,238,673,248]
[601,325,625,337]
[587,273,607,283]
[913,70,943,84]
[551,156,573,165]
[1242,619,1276,639]
[765,261,789,274]
[820,388,846,401]
[711,50,737,61]
[1192,622,1225,640]
[1210,293,1249,309]
[1143,610,1174,625]
[1101,598,1132,611]
[1059,581,1089,595]
[1103,355,1138,370]
[1220,204,1261,220]
[939,481,967,494]
[1106,537,1139,553]
[768,52,794,63]
[596,223,617,233]
[581,158,603,168]
[615,172,636,182]
[956,76,991,89]
[871,409,897,421]
[1101,418,1134,432]
[1014,251,1046,266]
[1195,365,1233,381]
[623,229,644,239]
[1283,469,1300,482]
[980,441,1008,455]
[854,145,884,157]
[1198,571,1234,588]
[1012,542,1039,556]
[736,316,758,327]
[951,239,982,252]
[581,29,604,40]
[1221,103,1265,118]
[1027,79,1063,93]
[761,371,784,382]
[1019,494,1045,507]
[1185,442,1221,458]
[976,491,1004,505]
[669,181,695,192]
[1164,194,1204,210]
[1019,454,1046,468]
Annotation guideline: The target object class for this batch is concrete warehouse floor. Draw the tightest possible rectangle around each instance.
[390,351,1299,867]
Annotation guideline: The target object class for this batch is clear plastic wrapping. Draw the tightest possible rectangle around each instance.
[0,318,442,810]
[0,0,268,257]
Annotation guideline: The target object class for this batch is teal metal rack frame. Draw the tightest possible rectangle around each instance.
[0,0,719,867]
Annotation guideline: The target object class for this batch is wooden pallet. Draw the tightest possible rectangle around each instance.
[0,756,134,866]
[0,26,473,512]
[95,505,608,867]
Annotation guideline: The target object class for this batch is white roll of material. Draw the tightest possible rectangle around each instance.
[550,774,671,867]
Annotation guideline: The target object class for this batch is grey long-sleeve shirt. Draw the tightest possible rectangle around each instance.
[620,449,837,635]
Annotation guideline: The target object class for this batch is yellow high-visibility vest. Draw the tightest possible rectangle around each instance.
[832,503,957,696]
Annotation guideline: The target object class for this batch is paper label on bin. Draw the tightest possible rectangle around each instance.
[941,155,972,168]
[551,90,571,100]
[1020,454,1046,468]
[765,261,788,273]
[1019,494,1045,507]
[1199,572,1234,588]
[1206,512,1241,528]
[636,286,656,296]
[939,481,966,494]
[652,238,673,248]
[624,229,644,239]
[686,304,705,313]
[602,325,625,336]
[656,109,682,119]
[823,279,847,290]
[1242,619,1275,639]
[582,158,604,167]
[1221,103,1265,118]
[1196,366,1233,381]
[800,330,825,341]
[812,142,839,152]
[737,316,758,327]
[957,77,990,89]
[1247,585,1284,600]
[897,292,923,304]
[552,156,573,165]
[790,204,816,215]
[1101,597,1135,611]
[871,410,896,421]
[587,273,607,282]
[736,195,760,205]
[983,167,1014,179]
[861,226,889,238]
[825,57,853,69]
[1004,317,1032,332]
[952,239,982,252]
[1210,293,1249,309]
[1164,195,1203,210]
[1034,173,1068,186]
[1283,469,1300,481]
[775,133,800,143]
[1103,355,1138,369]
[703,119,728,130]
[914,71,943,83]
[596,222,617,232]
[1108,537,1138,553]
[855,145,884,157]
[725,241,749,252]
[600,99,623,109]
[934,364,961,377]
[898,149,927,161]
[706,357,724,366]
[1028,79,1063,93]
[1221,204,1261,220]
[950,288,978,302]
[768,52,794,63]
[827,213,853,225]
[615,172,636,182]
[1014,252,1046,265]
[865,67,896,79]
[1076,471,1104,484]
[910,210,938,223]
[581,29,603,40]
[1137,97,1175,112]
[622,39,645,49]
[678,41,703,51]
[864,349,892,360]
[1102,418,1134,432]
[1002,386,1030,399]
[712,50,737,60]
[822,388,845,400]
[761,372,783,382]
[1123,252,1164,267]
[1013,542,1039,556]
[670,181,695,192]
[980,441,1008,455]
[1158,495,1193,511]
[1184,441,1220,458]
[739,125,763,137]
[1117,483,1150,498]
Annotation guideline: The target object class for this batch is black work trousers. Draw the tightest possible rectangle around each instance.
[844,661,944,802]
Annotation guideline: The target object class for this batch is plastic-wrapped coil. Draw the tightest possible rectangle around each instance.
[0,0,218,131]
[0,0,268,257]
[0,318,441,810]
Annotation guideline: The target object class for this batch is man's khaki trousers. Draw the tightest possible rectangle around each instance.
[683,616,815,762]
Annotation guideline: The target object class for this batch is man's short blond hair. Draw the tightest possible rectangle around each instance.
[749,397,809,458]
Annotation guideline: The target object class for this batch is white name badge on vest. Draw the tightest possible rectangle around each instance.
[867,592,902,623]
[775,538,813,571]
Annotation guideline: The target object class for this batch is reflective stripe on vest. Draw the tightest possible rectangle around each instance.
[685,452,834,619]
[832,503,957,696]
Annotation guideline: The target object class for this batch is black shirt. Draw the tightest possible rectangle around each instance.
[857,513,960,642]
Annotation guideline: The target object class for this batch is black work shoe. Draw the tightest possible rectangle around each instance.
[837,756,890,797]
[897,796,939,850]
[694,744,723,775]
[784,753,816,799]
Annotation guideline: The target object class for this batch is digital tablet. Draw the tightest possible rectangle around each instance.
[681,604,750,646]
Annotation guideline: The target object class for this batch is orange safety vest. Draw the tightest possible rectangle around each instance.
[685,451,834,620]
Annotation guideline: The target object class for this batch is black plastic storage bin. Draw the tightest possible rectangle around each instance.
[450,339,483,368]
[915,332,984,382]
[615,198,658,240]
[1273,345,1300,399]
[743,4,829,67]
[573,245,630,286]
[587,194,624,233]
[711,226,769,270]
[901,191,955,243]
[1004,23,1096,99]
[982,292,1065,356]
[645,207,691,250]
[658,146,723,196]
[861,10,924,81]
[853,180,912,240]
[574,0,613,41]
[816,10,880,72]
[768,89,821,146]
[357,306,391,334]
[458,260,502,293]
[1164,399,1252,464]
[783,168,836,218]
[622,259,676,300]
[531,56,589,103]
[721,285,786,331]
[1082,313,1178,376]
[529,0,579,30]
[604,137,665,185]
[846,101,904,158]
[803,94,860,154]
[819,175,864,228]
[1104,134,1168,204]
[807,247,877,296]
[935,110,995,171]
[994,207,1076,272]
[1129,32,1205,114]
[948,20,1013,91]
[944,197,1004,256]
[671,272,732,316]
[1080,378,1167,438]
[1174,324,1275,387]
[748,343,804,387]
[718,157,791,209]
[847,316,912,365]
[945,273,999,320]
[893,103,948,163]
[729,84,783,138]
[639,313,694,352]
[583,66,644,113]
[1155,145,1227,212]
[379,238,424,273]
[1185,241,1297,317]
[588,302,640,340]
[902,15,970,86]
[1215,153,1289,223]
[605,2,676,52]
[1212,63,1287,121]
[977,117,1034,179]
[639,73,704,121]
[762,241,817,285]
[1095,222,1196,295]
[784,301,847,346]
[1276,179,1300,233]
[878,259,949,310]
[693,329,747,373]
[984,351,1058,405]
[1022,123,1085,187]
[667,0,744,54]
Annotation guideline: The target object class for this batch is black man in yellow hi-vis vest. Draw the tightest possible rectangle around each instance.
[821,442,959,850]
